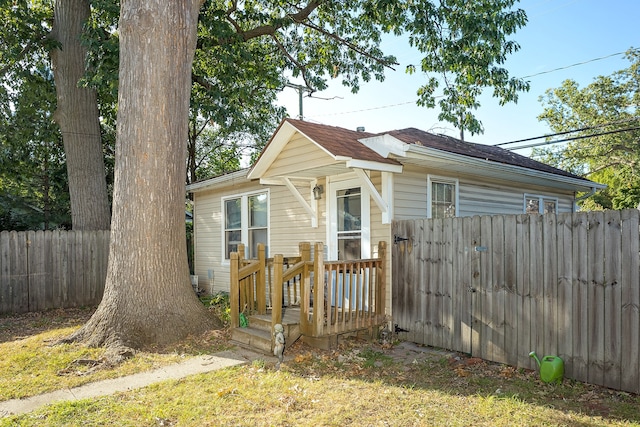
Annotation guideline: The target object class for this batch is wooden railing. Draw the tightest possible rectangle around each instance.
[230,241,387,339]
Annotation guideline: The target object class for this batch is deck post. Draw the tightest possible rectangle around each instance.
[299,242,311,333]
[230,252,239,328]
[272,254,284,329]
[378,241,387,316]
[313,242,325,336]
[257,244,266,314]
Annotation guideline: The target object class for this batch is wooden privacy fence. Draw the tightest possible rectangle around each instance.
[0,230,109,315]
[392,209,640,394]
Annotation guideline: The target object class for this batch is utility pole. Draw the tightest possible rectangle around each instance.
[285,82,312,120]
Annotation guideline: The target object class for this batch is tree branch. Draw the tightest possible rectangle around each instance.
[236,1,323,41]
[300,20,398,70]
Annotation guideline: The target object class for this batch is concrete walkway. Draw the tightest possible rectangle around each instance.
[0,349,263,417]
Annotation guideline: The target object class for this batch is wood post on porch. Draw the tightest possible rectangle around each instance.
[311,242,325,336]
[377,241,387,316]
[272,254,283,329]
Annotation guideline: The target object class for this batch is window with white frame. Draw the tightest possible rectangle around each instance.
[524,194,557,214]
[427,176,458,218]
[224,191,268,259]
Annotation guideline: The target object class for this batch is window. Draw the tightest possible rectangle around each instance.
[427,176,458,219]
[525,194,557,214]
[224,191,268,259]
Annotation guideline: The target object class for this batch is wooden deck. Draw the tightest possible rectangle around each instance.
[229,242,387,353]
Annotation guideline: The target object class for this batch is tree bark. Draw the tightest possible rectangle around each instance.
[68,0,213,349]
[50,0,111,231]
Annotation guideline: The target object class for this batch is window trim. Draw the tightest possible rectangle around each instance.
[427,175,459,219]
[524,193,558,214]
[221,189,270,262]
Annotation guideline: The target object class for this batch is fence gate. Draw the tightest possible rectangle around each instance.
[392,217,475,358]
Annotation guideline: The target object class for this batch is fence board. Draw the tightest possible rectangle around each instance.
[491,215,506,363]
[411,220,423,344]
[392,208,640,393]
[557,213,574,378]
[431,218,443,349]
[620,209,640,393]
[504,215,518,367]
[603,210,622,390]
[470,215,482,356]
[529,214,544,361]
[0,230,109,315]
[572,212,589,383]
[459,216,473,354]
[442,218,453,351]
[542,214,558,358]
[516,215,533,370]
[588,211,605,385]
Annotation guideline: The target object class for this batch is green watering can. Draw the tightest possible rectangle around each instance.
[529,351,564,383]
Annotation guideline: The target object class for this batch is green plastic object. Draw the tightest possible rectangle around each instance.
[529,352,564,383]
[239,312,248,328]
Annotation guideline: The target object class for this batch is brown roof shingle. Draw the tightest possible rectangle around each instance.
[285,118,400,165]
[387,128,585,180]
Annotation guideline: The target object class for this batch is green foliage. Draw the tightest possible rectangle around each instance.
[1,0,530,223]
[201,292,231,325]
[0,59,71,230]
[537,49,640,210]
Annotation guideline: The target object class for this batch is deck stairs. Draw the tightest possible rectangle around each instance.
[230,307,301,355]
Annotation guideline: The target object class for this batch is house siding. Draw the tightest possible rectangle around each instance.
[263,133,335,178]
[393,165,576,219]
[193,177,329,294]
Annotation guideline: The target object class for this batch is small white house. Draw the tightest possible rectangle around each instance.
[187,118,604,300]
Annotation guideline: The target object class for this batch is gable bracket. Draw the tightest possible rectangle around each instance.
[353,168,392,224]
[281,177,319,228]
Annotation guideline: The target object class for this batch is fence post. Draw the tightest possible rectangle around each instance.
[229,252,239,329]
[272,254,283,329]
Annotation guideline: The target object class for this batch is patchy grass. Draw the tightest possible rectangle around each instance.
[1,308,639,426]
[0,306,231,401]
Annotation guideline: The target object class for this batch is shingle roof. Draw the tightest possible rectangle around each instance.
[386,128,585,180]
[284,118,400,165]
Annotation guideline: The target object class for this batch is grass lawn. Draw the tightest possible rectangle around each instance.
[1,307,639,426]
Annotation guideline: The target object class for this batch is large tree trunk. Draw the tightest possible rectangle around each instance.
[68,0,213,349]
[50,0,111,231]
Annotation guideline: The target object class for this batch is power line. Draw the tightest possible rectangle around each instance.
[504,126,640,151]
[519,49,635,79]
[496,117,640,146]
[310,48,637,120]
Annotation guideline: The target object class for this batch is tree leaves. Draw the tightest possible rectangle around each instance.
[537,49,640,209]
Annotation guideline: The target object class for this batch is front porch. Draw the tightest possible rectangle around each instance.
[229,241,387,353]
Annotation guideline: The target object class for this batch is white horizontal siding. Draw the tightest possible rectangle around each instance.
[192,180,263,294]
[393,166,577,220]
[265,134,334,178]
[394,168,428,219]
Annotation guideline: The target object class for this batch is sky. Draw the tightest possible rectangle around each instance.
[275,0,639,153]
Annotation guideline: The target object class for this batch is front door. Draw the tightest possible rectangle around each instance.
[328,177,370,260]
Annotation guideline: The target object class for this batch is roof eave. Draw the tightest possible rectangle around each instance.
[186,169,249,193]
[403,145,605,192]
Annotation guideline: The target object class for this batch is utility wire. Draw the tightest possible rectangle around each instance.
[311,48,637,120]
[496,116,640,146]
[519,49,636,79]
[504,126,640,151]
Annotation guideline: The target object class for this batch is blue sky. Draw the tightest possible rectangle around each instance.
[276,0,639,151]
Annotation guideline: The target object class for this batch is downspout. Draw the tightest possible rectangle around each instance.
[573,186,598,212]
